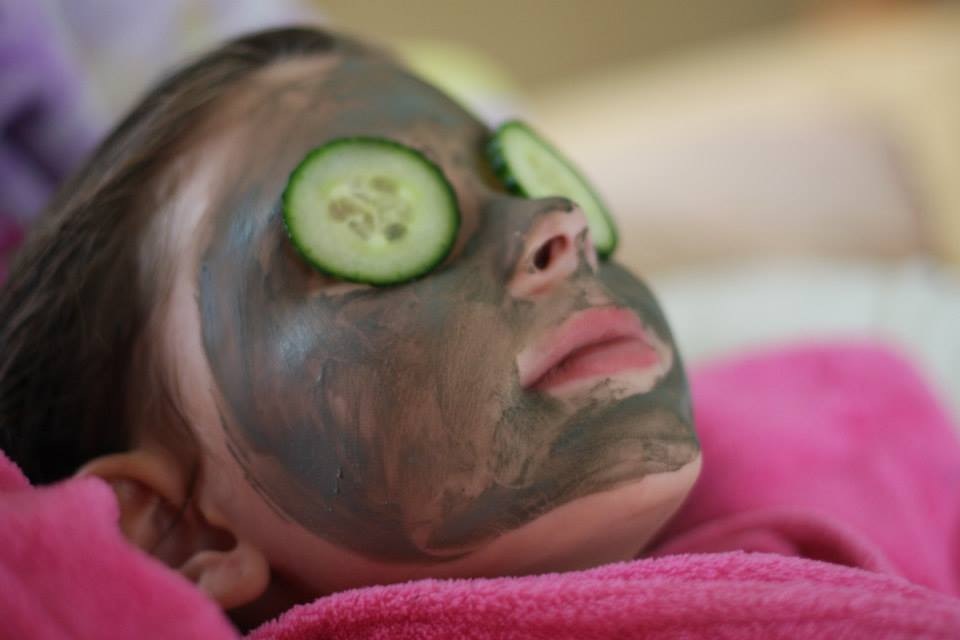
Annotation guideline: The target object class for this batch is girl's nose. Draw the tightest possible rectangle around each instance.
[508,202,598,298]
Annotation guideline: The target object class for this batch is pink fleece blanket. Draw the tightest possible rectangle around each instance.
[2,341,959,639]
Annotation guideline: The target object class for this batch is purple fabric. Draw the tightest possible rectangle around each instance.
[0,0,99,223]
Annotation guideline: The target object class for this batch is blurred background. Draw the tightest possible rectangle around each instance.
[2,0,958,417]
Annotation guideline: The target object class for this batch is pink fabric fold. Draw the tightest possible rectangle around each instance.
[1,340,958,639]
[652,340,960,597]
[248,552,960,640]
[0,450,237,640]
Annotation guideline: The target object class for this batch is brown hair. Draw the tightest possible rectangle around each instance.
[0,27,347,483]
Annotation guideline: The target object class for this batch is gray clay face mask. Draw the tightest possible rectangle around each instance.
[198,53,699,562]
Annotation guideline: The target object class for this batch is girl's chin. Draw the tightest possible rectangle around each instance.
[240,453,701,609]
[442,454,702,579]
[318,454,701,586]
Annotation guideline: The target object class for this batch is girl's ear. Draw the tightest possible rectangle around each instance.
[77,451,270,610]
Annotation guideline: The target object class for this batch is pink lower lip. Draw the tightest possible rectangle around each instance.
[533,336,661,391]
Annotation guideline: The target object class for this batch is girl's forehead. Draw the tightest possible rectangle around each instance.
[244,54,488,159]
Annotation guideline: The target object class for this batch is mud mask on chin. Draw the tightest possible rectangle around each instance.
[198,54,699,563]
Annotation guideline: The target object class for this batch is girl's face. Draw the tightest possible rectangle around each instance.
[172,52,698,590]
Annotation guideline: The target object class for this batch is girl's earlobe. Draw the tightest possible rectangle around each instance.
[179,540,270,610]
[76,450,270,609]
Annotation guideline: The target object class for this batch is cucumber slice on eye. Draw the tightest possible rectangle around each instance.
[488,120,618,258]
[282,137,461,285]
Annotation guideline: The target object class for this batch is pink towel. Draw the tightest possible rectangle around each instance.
[1,341,958,639]
[652,340,960,597]
[0,450,236,639]
[248,553,960,640]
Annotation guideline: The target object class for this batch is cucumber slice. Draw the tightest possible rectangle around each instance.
[282,138,460,285]
[488,120,617,258]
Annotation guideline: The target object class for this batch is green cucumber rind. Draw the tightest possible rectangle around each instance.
[282,137,461,286]
[487,120,618,259]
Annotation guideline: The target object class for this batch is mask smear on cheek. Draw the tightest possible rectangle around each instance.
[208,212,694,560]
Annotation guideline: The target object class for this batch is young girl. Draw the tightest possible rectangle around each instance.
[0,27,700,625]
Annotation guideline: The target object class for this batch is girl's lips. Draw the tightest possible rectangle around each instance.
[517,307,670,394]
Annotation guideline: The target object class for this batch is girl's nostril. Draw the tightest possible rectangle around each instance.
[533,243,550,270]
[533,235,568,271]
